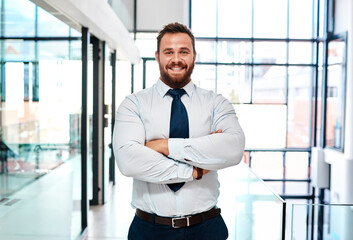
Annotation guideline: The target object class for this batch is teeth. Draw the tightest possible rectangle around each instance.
[171,67,182,70]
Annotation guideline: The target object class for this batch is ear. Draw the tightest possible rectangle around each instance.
[193,51,197,62]
[155,51,160,64]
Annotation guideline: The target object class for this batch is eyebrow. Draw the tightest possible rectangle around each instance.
[162,47,191,52]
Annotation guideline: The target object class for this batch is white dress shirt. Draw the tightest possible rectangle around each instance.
[113,79,245,217]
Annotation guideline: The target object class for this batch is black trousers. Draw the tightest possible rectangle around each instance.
[128,214,229,240]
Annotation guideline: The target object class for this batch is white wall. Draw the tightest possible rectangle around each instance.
[111,0,190,32]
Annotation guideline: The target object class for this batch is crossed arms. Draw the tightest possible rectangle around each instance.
[113,94,245,184]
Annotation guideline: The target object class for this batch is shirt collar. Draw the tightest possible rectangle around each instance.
[156,78,194,98]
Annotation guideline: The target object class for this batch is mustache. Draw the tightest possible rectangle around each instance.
[166,61,186,68]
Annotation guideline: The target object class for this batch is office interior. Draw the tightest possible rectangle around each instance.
[0,0,352,239]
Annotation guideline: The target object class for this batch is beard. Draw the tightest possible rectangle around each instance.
[159,61,195,89]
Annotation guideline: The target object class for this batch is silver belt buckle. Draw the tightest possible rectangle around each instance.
[171,216,191,228]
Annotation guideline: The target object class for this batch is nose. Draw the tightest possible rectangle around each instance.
[171,52,182,63]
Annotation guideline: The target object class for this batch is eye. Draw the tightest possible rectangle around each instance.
[180,50,189,55]
[164,51,173,55]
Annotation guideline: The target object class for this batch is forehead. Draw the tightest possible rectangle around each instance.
[160,33,193,50]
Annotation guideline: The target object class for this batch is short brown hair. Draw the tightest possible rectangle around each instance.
[157,22,196,54]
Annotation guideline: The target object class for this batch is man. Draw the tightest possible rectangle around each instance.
[113,22,245,240]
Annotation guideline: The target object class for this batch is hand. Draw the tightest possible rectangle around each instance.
[145,139,169,156]
[192,167,210,179]
[211,129,222,134]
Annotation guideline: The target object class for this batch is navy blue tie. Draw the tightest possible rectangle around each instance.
[167,89,188,192]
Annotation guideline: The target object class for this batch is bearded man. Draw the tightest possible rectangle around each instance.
[113,22,245,240]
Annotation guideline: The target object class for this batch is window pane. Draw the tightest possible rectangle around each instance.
[325,64,345,149]
[289,42,314,64]
[38,41,70,60]
[193,64,215,92]
[1,56,83,239]
[253,66,286,104]
[146,60,159,89]
[253,42,286,64]
[218,0,252,38]
[4,0,35,37]
[217,40,251,64]
[116,61,132,105]
[135,33,157,58]
[318,0,325,38]
[233,104,287,149]
[4,40,35,61]
[133,62,144,93]
[284,182,311,195]
[316,67,323,145]
[250,152,284,179]
[328,40,345,65]
[191,0,217,37]
[286,152,310,179]
[217,65,251,103]
[38,7,70,37]
[289,0,313,39]
[253,0,287,38]
[69,40,82,60]
[196,40,216,62]
[287,67,312,148]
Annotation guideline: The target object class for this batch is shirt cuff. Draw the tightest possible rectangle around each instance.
[168,138,186,161]
[178,163,194,181]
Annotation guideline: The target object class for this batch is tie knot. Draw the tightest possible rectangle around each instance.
[168,89,186,100]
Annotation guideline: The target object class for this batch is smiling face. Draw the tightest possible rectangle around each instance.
[155,33,196,89]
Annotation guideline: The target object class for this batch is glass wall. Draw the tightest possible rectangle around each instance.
[131,0,317,200]
[0,0,83,239]
[190,0,316,200]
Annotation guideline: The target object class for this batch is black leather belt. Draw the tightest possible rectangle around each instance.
[135,207,221,228]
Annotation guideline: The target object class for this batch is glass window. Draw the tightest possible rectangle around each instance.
[217,40,252,64]
[250,152,284,179]
[253,42,287,64]
[253,0,287,38]
[287,67,312,148]
[327,40,345,65]
[69,40,83,60]
[288,42,314,64]
[37,7,70,37]
[193,64,216,92]
[325,37,346,150]
[289,0,313,39]
[145,60,159,89]
[133,61,144,93]
[325,64,345,149]
[316,66,323,145]
[135,33,158,58]
[116,61,132,105]
[195,40,216,63]
[191,0,217,37]
[0,43,83,239]
[286,152,310,179]
[38,41,70,60]
[252,66,286,104]
[4,40,35,61]
[217,0,252,38]
[233,104,287,149]
[217,65,251,103]
[4,0,35,37]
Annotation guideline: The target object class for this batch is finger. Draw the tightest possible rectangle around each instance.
[210,129,222,134]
